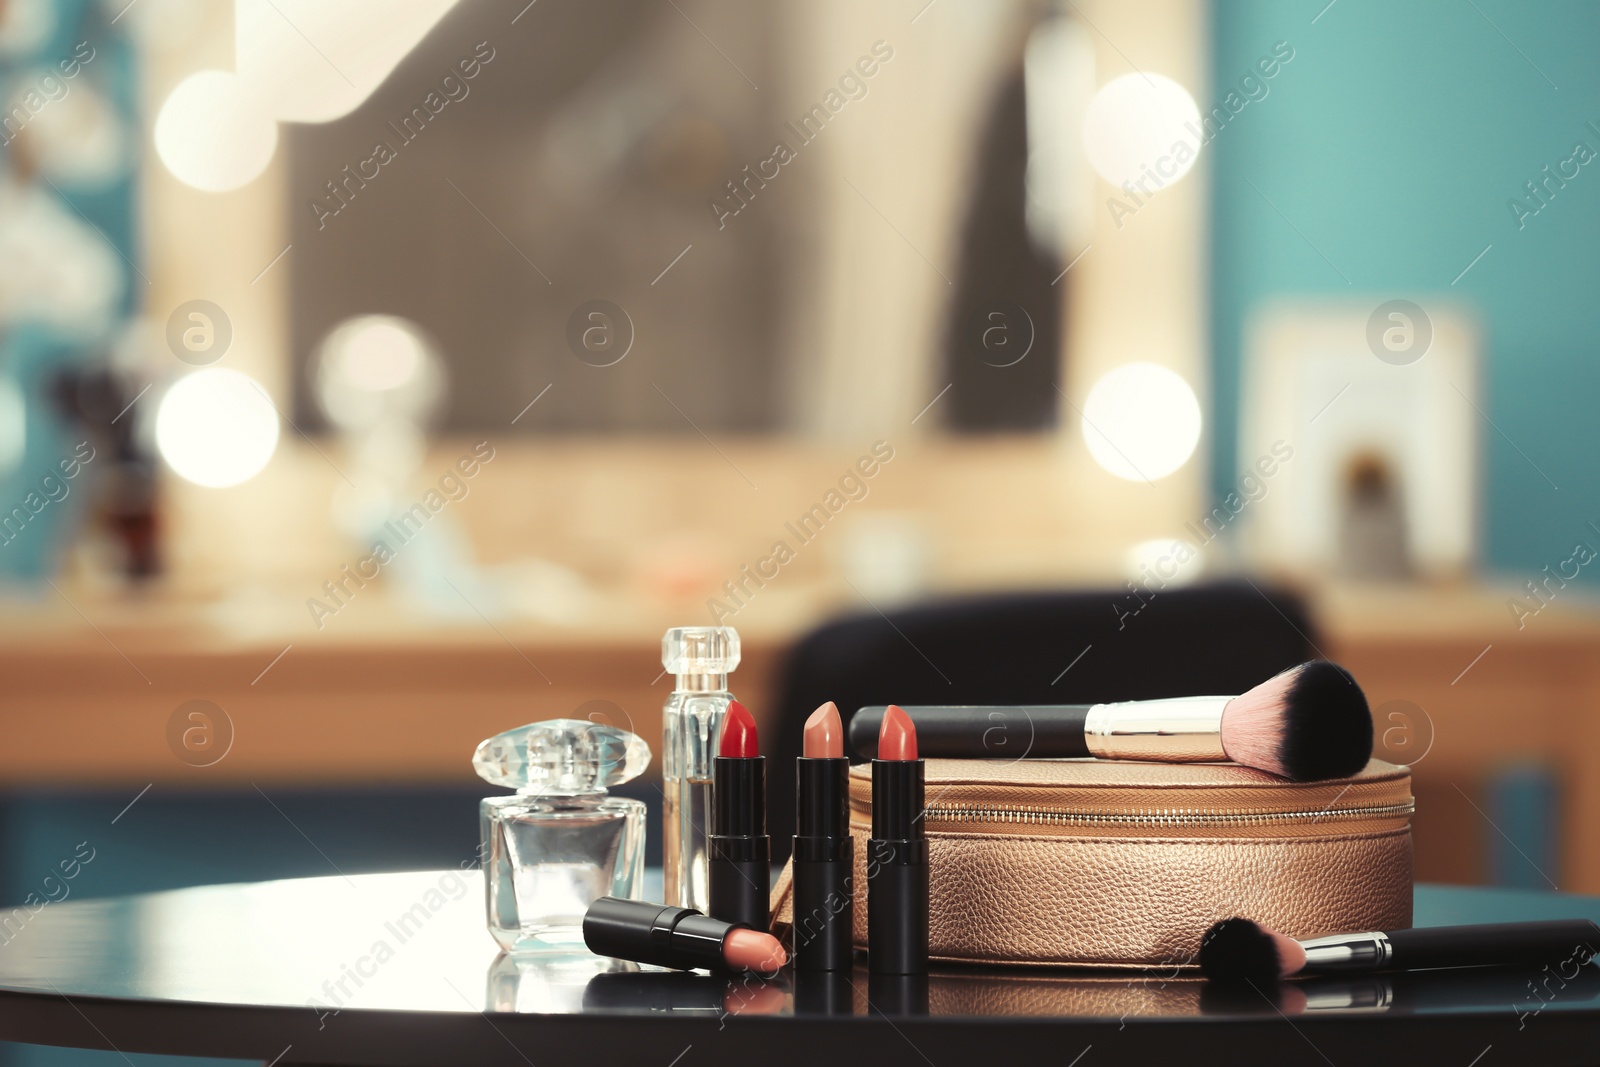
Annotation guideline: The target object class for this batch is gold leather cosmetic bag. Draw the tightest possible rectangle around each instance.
[772,758,1413,968]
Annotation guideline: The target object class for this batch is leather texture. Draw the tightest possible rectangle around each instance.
[772,758,1414,967]
[925,973,1206,1017]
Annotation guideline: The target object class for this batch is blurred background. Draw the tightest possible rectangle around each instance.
[2,0,1600,1061]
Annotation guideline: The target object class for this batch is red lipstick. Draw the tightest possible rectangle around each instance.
[868,704,927,974]
[721,698,759,758]
[793,701,853,972]
[876,702,918,760]
[709,700,769,929]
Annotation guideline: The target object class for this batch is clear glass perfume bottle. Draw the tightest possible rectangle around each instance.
[661,626,740,912]
[476,719,649,954]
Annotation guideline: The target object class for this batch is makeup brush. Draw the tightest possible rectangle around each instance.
[851,660,1373,782]
[1199,916,1600,984]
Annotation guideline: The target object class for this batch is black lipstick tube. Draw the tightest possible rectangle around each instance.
[793,756,854,972]
[584,897,747,972]
[867,757,928,975]
[710,754,770,929]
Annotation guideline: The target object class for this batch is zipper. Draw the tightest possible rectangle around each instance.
[917,799,1415,830]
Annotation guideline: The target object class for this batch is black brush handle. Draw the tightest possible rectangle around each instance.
[1386,920,1600,971]
[850,706,1091,761]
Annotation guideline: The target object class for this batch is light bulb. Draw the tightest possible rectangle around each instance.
[153,70,277,193]
[1081,72,1201,190]
[155,368,279,487]
[314,314,443,430]
[1126,537,1203,587]
[338,319,425,391]
[1081,362,1202,482]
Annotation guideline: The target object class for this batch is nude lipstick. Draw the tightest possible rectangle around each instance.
[793,701,854,972]
[709,700,769,929]
[583,897,786,972]
[867,704,927,975]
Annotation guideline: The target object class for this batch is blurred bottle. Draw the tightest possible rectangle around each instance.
[1337,453,1412,581]
[52,363,160,581]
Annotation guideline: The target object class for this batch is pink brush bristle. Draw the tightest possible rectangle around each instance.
[1220,661,1373,781]
[1200,917,1308,983]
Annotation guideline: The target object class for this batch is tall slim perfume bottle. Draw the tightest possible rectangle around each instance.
[661,626,740,912]
[476,719,650,954]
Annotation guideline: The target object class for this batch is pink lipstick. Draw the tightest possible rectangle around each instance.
[793,701,853,972]
[867,704,927,975]
[709,700,770,929]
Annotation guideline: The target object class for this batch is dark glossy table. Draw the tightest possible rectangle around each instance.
[0,871,1596,1066]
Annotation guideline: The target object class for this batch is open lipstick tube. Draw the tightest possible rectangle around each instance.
[792,701,854,972]
[709,700,769,929]
[867,704,928,975]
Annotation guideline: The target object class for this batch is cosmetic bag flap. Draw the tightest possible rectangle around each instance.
[770,758,1413,968]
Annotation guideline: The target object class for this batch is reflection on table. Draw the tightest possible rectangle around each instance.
[2,871,1597,1024]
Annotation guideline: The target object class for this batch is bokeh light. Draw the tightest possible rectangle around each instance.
[1081,72,1201,190]
[1081,362,1202,481]
[153,70,277,192]
[314,314,443,430]
[155,368,280,487]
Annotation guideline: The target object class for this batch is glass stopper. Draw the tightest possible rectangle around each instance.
[661,626,741,675]
[473,719,651,795]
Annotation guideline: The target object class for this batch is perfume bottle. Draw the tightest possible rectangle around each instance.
[661,626,740,912]
[476,719,649,954]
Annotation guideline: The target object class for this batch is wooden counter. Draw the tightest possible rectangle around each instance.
[3,581,1598,890]
[1319,584,1600,892]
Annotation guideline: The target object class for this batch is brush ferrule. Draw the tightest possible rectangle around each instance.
[1083,697,1229,762]
[1299,932,1393,973]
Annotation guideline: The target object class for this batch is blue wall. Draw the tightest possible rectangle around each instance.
[0,0,138,583]
[1210,0,1600,577]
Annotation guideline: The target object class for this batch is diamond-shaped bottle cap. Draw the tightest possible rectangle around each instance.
[473,719,651,795]
[661,626,740,674]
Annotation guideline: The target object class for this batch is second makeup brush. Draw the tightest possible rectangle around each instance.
[1200,916,1600,983]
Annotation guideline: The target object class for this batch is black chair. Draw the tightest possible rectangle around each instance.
[765,581,1319,858]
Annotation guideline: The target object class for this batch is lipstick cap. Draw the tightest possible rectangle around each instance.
[583,896,736,971]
